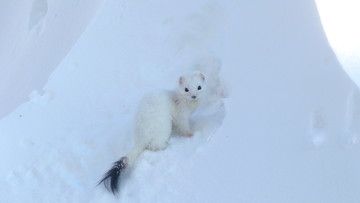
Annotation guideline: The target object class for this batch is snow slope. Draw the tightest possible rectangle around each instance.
[315,0,360,87]
[0,0,103,118]
[1,0,360,202]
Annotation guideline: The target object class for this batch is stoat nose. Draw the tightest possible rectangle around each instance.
[191,96,197,99]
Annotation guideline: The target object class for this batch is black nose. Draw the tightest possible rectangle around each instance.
[192,96,197,99]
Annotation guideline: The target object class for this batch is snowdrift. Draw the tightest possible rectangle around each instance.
[0,0,103,118]
[0,0,360,202]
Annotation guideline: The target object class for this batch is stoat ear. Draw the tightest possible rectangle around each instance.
[179,76,184,85]
[199,73,205,81]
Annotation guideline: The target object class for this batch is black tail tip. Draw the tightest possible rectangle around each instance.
[98,157,128,194]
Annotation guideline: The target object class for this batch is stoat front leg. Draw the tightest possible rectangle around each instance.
[175,112,193,137]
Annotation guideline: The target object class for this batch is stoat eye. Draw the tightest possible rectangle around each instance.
[185,88,189,92]
[197,86,201,90]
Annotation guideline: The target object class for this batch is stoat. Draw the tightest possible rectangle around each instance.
[98,71,206,194]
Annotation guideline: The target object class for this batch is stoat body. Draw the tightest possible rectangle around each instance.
[99,71,206,194]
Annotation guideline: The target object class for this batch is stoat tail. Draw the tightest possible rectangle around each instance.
[98,145,144,194]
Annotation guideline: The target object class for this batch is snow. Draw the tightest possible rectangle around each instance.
[0,0,103,118]
[315,0,360,87]
[1,0,360,202]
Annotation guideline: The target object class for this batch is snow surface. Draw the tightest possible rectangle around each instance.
[0,0,103,118]
[315,0,360,87]
[1,0,360,202]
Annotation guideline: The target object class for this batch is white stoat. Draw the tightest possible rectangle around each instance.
[99,71,206,194]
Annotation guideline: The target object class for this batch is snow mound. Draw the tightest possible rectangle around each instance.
[1,0,360,202]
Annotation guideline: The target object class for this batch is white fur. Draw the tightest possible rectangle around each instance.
[99,72,208,194]
[126,71,206,166]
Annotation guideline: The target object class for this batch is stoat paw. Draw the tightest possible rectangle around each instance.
[183,132,193,137]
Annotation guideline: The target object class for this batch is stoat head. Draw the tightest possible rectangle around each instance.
[177,71,206,101]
